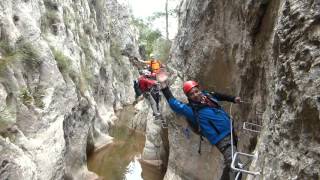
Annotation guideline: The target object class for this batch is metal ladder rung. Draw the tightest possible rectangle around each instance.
[243,122,262,133]
[231,152,260,176]
[161,124,168,129]
[161,120,168,128]
[199,146,213,153]
[235,171,242,180]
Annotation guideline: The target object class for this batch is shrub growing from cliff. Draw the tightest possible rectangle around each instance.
[51,48,71,74]
[18,41,41,68]
[0,39,40,71]
[0,41,18,71]
[79,38,94,81]
[20,88,33,106]
[33,87,45,109]
[0,107,15,133]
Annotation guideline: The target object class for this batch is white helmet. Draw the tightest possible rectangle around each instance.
[139,69,151,76]
[150,53,155,59]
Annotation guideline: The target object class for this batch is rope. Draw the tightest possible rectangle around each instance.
[229,103,234,160]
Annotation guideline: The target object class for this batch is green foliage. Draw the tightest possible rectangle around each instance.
[131,17,172,61]
[18,41,41,68]
[51,48,71,73]
[0,40,40,71]
[33,87,45,109]
[0,42,15,68]
[144,30,162,56]
[0,107,15,133]
[20,88,33,106]
[69,62,93,94]
[82,62,93,84]
[79,38,94,62]
[77,38,94,92]
[0,41,14,55]
[78,76,88,94]
[153,38,172,62]
[131,18,162,57]
[19,86,45,109]
[63,7,73,29]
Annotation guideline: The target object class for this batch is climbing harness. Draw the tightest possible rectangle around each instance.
[229,103,262,178]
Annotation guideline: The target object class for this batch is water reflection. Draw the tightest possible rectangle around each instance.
[125,156,143,180]
[87,125,164,180]
[87,126,145,179]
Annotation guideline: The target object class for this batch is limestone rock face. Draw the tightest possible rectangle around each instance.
[1,0,319,179]
[165,0,320,179]
[0,0,145,179]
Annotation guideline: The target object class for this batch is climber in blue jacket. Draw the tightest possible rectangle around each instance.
[157,72,242,180]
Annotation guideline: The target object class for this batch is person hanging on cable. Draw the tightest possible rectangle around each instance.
[134,53,165,74]
[157,71,242,180]
[134,69,161,117]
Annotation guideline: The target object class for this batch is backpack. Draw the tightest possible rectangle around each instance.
[133,80,142,98]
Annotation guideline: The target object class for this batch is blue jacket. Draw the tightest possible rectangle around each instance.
[162,88,235,145]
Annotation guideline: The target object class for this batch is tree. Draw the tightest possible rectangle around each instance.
[147,1,178,40]
[131,18,162,57]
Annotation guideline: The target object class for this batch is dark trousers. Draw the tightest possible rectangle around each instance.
[216,135,242,180]
[151,90,160,110]
[143,84,161,116]
[143,92,159,115]
[150,85,161,111]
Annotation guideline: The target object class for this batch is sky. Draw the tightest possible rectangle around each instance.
[127,0,179,39]
[128,0,165,18]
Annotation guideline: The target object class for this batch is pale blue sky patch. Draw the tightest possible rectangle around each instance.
[128,0,179,39]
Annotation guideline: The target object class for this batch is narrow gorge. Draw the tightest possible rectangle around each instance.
[0,0,319,180]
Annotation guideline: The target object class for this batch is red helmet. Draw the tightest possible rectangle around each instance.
[183,81,198,94]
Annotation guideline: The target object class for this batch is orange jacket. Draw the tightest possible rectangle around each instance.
[145,60,161,73]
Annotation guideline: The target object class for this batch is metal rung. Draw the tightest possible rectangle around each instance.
[255,112,264,115]
[243,122,262,133]
[235,171,242,180]
[173,136,184,141]
[240,100,251,104]
[199,145,213,153]
[231,152,260,176]
[255,108,264,114]
[161,122,168,129]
